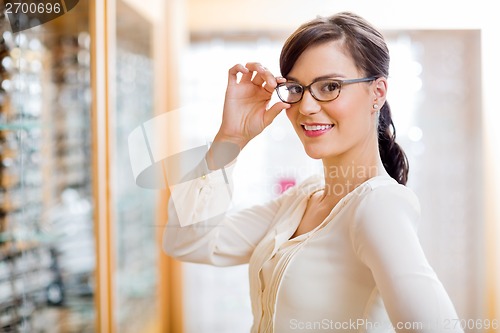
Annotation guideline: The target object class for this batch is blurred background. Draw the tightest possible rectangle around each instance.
[0,0,499,332]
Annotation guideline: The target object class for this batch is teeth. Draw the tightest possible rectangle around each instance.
[303,124,333,131]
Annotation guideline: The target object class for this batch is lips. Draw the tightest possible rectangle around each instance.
[300,123,334,137]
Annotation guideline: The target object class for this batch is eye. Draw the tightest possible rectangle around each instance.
[319,80,340,93]
[286,84,303,95]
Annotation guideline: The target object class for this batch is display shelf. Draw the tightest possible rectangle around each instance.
[1,4,95,331]
[0,242,59,331]
[1,0,175,331]
[0,122,42,130]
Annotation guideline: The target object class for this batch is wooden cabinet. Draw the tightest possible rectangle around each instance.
[91,0,183,332]
[0,0,183,332]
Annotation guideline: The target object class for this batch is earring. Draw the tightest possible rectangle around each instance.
[373,103,379,110]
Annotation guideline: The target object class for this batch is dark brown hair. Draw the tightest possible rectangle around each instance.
[280,12,409,185]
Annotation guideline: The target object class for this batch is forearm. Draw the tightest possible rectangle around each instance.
[205,132,246,170]
[163,160,242,266]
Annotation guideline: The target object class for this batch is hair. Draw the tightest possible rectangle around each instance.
[279,12,409,185]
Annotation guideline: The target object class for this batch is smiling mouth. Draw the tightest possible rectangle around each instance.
[300,124,334,137]
[302,124,333,131]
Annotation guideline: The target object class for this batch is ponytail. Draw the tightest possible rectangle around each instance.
[378,102,409,185]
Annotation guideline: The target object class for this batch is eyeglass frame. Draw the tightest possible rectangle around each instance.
[275,76,378,104]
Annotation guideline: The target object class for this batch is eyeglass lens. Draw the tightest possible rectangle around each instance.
[277,79,341,103]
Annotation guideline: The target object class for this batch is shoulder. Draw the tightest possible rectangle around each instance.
[353,177,421,230]
[349,178,423,259]
[364,177,420,211]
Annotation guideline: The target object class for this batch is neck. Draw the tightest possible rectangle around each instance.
[320,141,387,199]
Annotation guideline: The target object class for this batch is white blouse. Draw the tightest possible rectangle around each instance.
[163,159,463,333]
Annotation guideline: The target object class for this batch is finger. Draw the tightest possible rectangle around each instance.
[252,74,265,87]
[245,62,265,72]
[262,82,276,94]
[276,76,287,84]
[271,77,287,92]
[258,67,279,91]
[253,70,278,89]
[246,63,278,92]
[246,62,273,79]
[241,62,266,83]
[240,70,254,83]
[263,102,291,126]
[228,64,249,85]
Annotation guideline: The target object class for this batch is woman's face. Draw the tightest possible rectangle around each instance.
[285,40,385,161]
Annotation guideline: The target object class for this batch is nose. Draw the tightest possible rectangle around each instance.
[298,90,321,115]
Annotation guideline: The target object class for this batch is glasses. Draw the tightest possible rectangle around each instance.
[275,76,377,104]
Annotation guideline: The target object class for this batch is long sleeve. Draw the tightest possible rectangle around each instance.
[163,158,285,267]
[351,185,463,333]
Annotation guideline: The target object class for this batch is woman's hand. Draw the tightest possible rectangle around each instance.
[215,62,290,149]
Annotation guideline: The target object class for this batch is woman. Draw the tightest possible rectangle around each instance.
[164,12,462,333]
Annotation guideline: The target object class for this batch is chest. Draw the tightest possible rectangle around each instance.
[291,196,342,239]
[272,227,376,327]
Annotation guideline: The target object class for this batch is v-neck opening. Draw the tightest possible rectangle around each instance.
[287,174,393,242]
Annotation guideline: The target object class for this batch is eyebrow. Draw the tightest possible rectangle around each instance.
[286,73,347,84]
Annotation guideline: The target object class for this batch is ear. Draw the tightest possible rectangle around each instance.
[371,77,388,113]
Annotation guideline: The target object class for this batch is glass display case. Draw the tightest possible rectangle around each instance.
[113,1,159,331]
[0,1,95,332]
[0,0,175,331]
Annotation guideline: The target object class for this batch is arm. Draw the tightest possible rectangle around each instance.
[163,155,289,266]
[164,62,290,266]
[351,185,463,333]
